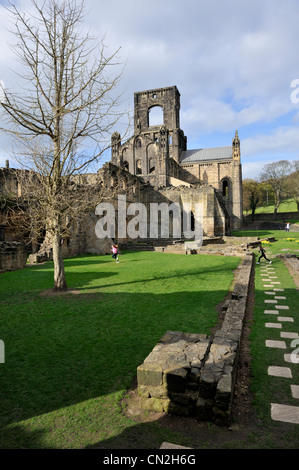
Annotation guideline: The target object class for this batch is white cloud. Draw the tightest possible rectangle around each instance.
[243,126,299,158]
[1,0,299,179]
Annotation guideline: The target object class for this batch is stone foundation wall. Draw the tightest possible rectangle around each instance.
[137,331,210,416]
[281,255,299,286]
[137,253,254,426]
[0,241,27,273]
[198,253,253,425]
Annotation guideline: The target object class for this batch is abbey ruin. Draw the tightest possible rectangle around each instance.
[109,85,243,238]
[0,85,243,262]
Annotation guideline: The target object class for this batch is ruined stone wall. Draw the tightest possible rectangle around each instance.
[167,158,200,186]
[181,159,243,231]
[136,253,254,426]
[0,241,27,273]
[281,255,299,286]
[0,168,18,198]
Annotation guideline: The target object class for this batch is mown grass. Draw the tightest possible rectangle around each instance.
[230,229,299,447]
[232,229,299,257]
[1,239,299,449]
[243,198,298,216]
[0,251,240,449]
[250,257,299,447]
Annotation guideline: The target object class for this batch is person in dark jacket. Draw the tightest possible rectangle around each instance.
[257,243,272,264]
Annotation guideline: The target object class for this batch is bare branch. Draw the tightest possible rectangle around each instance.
[0,0,128,290]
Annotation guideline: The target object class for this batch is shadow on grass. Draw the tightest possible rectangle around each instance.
[0,287,229,430]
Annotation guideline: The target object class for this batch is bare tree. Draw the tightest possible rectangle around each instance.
[242,179,262,221]
[0,0,127,290]
[260,160,293,220]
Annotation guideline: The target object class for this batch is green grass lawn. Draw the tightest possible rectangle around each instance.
[231,229,299,257]
[244,198,298,216]
[0,251,240,449]
[251,259,299,416]
[231,230,299,447]
[250,258,299,448]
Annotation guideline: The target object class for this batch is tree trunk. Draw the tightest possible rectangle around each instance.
[52,232,67,291]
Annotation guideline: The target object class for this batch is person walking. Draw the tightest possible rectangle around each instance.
[257,243,272,264]
[111,244,119,263]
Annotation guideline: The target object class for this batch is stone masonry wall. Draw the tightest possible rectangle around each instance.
[137,253,254,426]
[0,241,27,273]
[198,253,253,425]
[281,255,299,286]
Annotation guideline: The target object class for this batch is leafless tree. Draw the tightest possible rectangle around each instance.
[260,160,293,220]
[0,0,127,290]
[242,179,262,221]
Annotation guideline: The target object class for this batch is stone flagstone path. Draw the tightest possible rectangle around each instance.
[259,261,299,425]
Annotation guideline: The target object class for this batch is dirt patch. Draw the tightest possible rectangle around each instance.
[39,288,82,297]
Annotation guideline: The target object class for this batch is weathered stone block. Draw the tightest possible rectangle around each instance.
[138,384,168,400]
[139,396,171,413]
[168,400,193,417]
[198,367,222,399]
[196,397,213,421]
[215,367,233,409]
[164,367,188,393]
[169,390,196,406]
[137,363,163,387]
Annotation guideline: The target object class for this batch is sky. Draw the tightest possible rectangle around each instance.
[1,0,299,179]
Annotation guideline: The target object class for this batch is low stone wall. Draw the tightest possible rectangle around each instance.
[137,331,211,416]
[0,241,27,273]
[280,255,299,286]
[244,211,299,223]
[156,241,247,256]
[137,253,254,426]
[198,253,253,425]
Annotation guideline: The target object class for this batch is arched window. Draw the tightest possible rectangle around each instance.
[149,158,155,174]
[222,180,229,197]
[135,139,141,148]
[136,159,142,175]
[148,105,163,127]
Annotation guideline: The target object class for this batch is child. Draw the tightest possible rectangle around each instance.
[257,243,271,264]
[111,244,119,263]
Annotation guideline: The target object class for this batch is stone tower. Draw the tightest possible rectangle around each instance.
[231,130,243,229]
[111,86,187,187]
[109,85,243,233]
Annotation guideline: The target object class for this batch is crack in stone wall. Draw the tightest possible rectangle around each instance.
[136,253,254,426]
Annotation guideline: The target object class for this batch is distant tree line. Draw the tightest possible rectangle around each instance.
[243,160,299,220]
